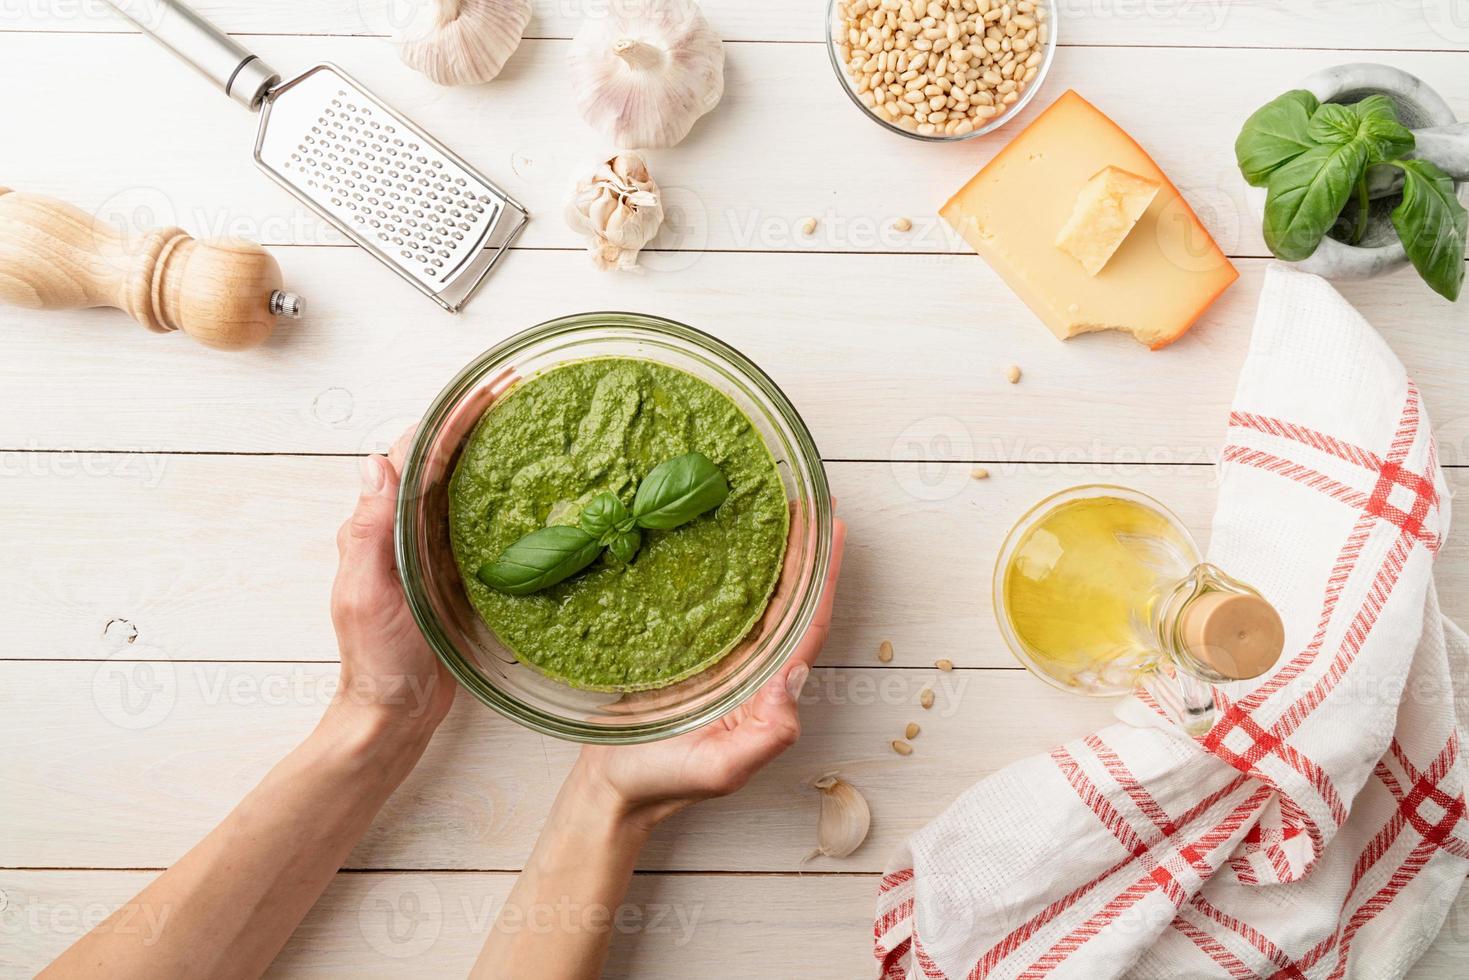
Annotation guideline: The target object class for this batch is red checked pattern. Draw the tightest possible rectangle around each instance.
[1205,392,1440,853]
[874,379,1468,979]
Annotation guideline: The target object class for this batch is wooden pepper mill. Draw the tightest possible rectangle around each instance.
[0,187,303,351]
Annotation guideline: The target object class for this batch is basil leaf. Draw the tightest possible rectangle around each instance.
[1351,94,1397,122]
[1306,102,1359,146]
[579,492,633,545]
[632,452,730,530]
[607,528,642,563]
[1307,99,1413,168]
[476,525,603,596]
[1390,159,1467,302]
[1235,89,1319,187]
[1358,114,1414,166]
[1263,140,1369,261]
[1351,96,1414,165]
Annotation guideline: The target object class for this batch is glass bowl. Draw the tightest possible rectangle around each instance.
[395,312,833,744]
[826,0,1058,142]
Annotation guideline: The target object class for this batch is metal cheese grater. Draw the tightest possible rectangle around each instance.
[103,0,529,313]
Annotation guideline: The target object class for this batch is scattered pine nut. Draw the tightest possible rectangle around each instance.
[801,217,818,236]
[1005,364,1022,384]
[878,640,895,663]
[893,217,913,232]
[921,688,935,710]
[905,722,921,740]
[935,658,954,671]
[892,739,914,756]
[971,466,990,480]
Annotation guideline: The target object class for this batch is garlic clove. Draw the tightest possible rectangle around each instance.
[589,189,619,229]
[397,0,531,87]
[810,774,871,860]
[565,153,666,272]
[568,0,725,149]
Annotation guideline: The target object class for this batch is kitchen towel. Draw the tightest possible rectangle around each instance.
[875,265,1467,980]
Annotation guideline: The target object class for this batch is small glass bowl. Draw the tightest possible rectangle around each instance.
[826,0,1058,142]
[395,312,833,744]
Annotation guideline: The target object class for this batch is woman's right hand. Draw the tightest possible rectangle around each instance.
[571,516,847,830]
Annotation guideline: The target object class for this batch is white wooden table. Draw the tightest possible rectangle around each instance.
[2,2,1467,976]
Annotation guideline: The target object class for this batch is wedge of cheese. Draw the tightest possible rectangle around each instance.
[940,91,1238,350]
[1055,166,1160,275]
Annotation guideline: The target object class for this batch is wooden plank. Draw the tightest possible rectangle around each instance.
[9,0,1469,51]
[6,455,1466,668]
[4,34,1465,257]
[3,250,1467,459]
[0,660,1120,871]
[2,869,1466,979]
[0,869,881,978]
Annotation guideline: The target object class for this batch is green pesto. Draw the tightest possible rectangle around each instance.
[448,357,790,692]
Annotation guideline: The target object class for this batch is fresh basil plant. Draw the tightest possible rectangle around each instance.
[1235,89,1465,301]
[476,452,730,596]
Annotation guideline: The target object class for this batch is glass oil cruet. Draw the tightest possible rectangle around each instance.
[993,485,1285,735]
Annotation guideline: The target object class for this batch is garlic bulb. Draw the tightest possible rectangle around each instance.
[809,775,871,860]
[568,0,725,149]
[397,0,531,86]
[565,153,665,271]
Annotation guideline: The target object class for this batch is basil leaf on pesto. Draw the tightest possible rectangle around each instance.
[477,525,603,596]
[579,492,634,544]
[632,452,730,530]
[607,528,642,563]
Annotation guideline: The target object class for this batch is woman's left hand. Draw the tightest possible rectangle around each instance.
[572,516,847,829]
[329,430,456,737]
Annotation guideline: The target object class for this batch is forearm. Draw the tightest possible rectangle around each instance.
[471,763,656,980]
[42,705,435,980]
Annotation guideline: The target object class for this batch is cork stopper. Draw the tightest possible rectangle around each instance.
[1181,591,1285,680]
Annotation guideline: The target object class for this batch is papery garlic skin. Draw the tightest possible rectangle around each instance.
[812,775,871,860]
[568,0,725,149]
[397,0,531,86]
[565,153,666,271]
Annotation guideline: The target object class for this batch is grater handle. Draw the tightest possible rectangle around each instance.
[101,0,279,110]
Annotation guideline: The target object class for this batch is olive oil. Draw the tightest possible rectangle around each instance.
[994,486,1286,732]
[1001,493,1196,694]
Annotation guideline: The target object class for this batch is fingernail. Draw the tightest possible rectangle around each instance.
[361,455,385,495]
[785,663,810,702]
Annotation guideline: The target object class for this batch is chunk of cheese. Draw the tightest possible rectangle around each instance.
[1055,166,1161,275]
[940,91,1238,350]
